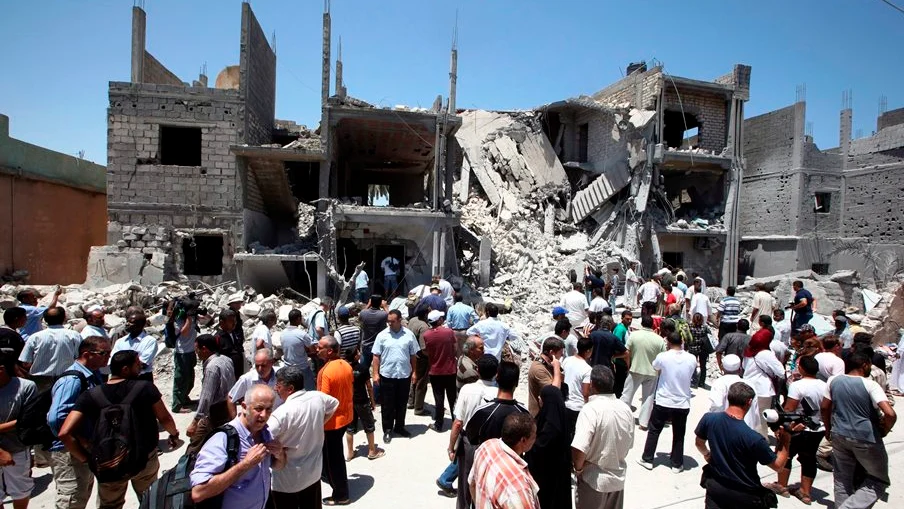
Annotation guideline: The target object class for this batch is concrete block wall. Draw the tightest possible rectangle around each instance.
[798,172,842,235]
[843,166,904,243]
[738,172,795,235]
[592,68,662,110]
[878,107,904,132]
[143,52,183,86]
[662,89,727,153]
[743,104,799,176]
[657,233,725,285]
[239,2,276,146]
[574,109,629,172]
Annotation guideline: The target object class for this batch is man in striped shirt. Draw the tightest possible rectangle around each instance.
[469,412,540,509]
[187,334,236,454]
[334,307,361,355]
[715,286,741,340]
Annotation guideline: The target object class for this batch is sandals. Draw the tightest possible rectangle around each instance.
[791,488,812,505]
[764,482,790,497]
[367,449,386,460]
[323,497,351,506]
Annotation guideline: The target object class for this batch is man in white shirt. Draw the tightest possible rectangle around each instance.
[750,284,775,329]
[772,309,792,346]
[637,332,696,472]
[435,275,455,307]
[81,307,109,340]
[381,256,402,297]
[227,348,281,417]
[708,354,759,429]
[624,262,642,310]
[560,282,589,328]
[267,366,339,507]
[355,269,370,303]
[689,278,711,323]
[588,288,608,315]
[562,336,594,437]
[815,335,845,381]
[572,365,635,509]
[248,309,276,363]
[636,277,661,309]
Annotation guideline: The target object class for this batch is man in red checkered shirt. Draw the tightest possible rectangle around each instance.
[469,412,540,509]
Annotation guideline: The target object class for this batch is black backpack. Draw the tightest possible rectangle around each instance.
[86,382,146,483]
[16,370,88,448]
[139,425,240,509]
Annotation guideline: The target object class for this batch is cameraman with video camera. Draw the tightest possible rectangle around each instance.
[695,382,790,509]
[165,293,206,413]
[764,355,825,504]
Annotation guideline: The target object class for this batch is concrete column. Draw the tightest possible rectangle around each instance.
[444,131,455,205]
[431,231,440,275]
[131,6,147,83]
[479,235,491,287]
[839,108,852,171]
[448,49,457,114]
[321,9,331,105]
[439,228,447,277]
[432,122,442,209]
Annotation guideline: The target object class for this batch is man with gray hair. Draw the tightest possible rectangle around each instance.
[457,336,485,390]
[191,384,285,509]
[268,366,339,508]
[572,366,635,509]
[227,348,281,418]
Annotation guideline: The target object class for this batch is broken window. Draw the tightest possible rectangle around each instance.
[160,126,202,166]
[578,123,589,162]
[814,192,831,213]
[182,235,223,276]
[663,252,684,269]
[663,111,701,149]
[367,184,390,207]
[811,263,830,275]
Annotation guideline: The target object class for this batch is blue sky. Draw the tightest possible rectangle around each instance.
[2,0,902,164]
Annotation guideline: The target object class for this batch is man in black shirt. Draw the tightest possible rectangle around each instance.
[358,295,388,372]
[695,382,790,508]
[589,315,627,371]
[0,308,27,377]
[216,309,245,378]
[465,361,528,446]
[59,350,181,509]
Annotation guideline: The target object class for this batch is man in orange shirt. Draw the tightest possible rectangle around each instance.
[317,335,354,506]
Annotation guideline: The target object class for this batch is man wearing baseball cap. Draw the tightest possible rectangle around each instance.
[424,310,457,431]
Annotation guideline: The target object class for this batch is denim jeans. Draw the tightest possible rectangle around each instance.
[832,433,889,509]
[438,460,458,489]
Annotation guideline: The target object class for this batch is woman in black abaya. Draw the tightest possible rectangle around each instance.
[526,384,572,509]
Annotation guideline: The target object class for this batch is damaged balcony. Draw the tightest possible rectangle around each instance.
[656,169,728,235]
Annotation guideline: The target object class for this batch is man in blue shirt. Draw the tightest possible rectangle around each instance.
[466,303,520,360]
[110,307,158,383]
[790,280,815,331]
[280,309,316,390]
[16,287,62,340]
[447,294,479,354]
[355,269,370,303]
[372,310,420,443]
[191,384,286,509]
[48,336,110,509]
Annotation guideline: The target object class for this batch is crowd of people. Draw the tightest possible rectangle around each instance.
[0,266,899,509]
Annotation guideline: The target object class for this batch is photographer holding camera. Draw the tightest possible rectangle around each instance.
[165,295,205,413]
[695,382,790,509]
[764,355,826,504]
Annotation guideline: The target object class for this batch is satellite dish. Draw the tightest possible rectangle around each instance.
[215,65,240,90]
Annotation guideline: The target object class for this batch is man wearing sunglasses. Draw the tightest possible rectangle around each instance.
[48,336,111,509]
[110,307,158,383]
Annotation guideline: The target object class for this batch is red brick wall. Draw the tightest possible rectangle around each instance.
[0,175,107,284]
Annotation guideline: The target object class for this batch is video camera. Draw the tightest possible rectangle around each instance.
[171,292,207,319]
[762,408,820,434]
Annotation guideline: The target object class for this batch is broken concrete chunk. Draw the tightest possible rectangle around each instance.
[242,302,262,318]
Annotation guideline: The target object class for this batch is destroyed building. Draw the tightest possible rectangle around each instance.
[94,3,461,298]
[740,101,904,285]
[535,63,751,286]
[0,114,107,284]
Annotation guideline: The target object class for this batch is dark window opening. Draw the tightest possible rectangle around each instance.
[160,126,202,166]
[182,235,223,276]
[577,123,589,162]
[663,251,684,269]
[286,161,320,204]
[811,263,830,275]
[663,111,701,149]
[814,193,831,213]
[281,261,318,297]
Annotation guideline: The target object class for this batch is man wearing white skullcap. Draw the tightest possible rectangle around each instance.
[708,354,758,429]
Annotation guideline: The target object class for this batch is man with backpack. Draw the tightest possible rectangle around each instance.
[58,350,181,509]
[0,351,37,509]
[191,384,285,509]
[48,336,110,509]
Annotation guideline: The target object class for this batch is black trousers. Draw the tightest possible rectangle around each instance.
[380,376,411,432]
[321,426,349,501]
[613,360,628,399]
[718,322,737,340]
[429,374,457,427]
[271,481,322,509]
[642,404,690,468]
[705,476,773,509]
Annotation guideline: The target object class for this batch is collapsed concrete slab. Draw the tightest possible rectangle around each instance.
[85,246,170,288]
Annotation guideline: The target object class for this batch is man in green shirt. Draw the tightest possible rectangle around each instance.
[612,310,632,397]
[618,314,666,429]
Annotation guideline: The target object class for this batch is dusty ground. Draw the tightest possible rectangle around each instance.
[26,360,904,509]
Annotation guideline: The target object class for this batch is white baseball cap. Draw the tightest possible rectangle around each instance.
[427,310,445,323]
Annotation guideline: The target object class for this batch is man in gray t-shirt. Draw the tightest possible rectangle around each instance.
[822,351,897,508]
[715,320,750,372]
[0,354,37,504]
